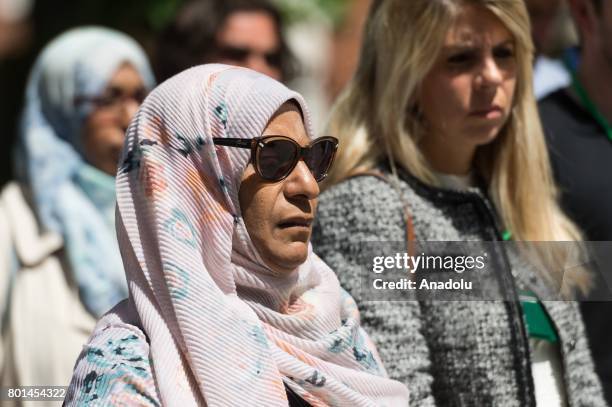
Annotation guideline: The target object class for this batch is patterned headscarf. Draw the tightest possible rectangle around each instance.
[114,64,409,405]
[16,26,155,316]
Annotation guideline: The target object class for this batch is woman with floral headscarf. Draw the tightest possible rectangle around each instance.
[64,64,410,406]
[0,27,154,395]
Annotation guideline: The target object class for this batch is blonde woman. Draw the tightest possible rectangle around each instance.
[312,0,605,406]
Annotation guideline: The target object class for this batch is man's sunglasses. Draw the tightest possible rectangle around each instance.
[216,45,283,68]
[213,135,339,182]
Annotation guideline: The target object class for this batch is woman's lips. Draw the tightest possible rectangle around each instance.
[278,217,313,229]
[469,106,503,119]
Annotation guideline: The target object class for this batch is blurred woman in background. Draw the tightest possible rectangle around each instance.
[312,0,604,405]
[0,26,154,395]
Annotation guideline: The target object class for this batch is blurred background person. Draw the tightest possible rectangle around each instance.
[323,0,371,102]
[0,0,33,190]
[526,0,573,98]
[539,0,612,403]
[528,0,562,55]
[275,0,369,135]
[0,0,33,60]
[153,0,297,84]
[152,0,345,131]
[0,26,154,398]
[313,0,605,405]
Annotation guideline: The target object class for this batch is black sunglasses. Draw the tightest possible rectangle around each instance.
[213,135,338,182]
[216,45,283,68]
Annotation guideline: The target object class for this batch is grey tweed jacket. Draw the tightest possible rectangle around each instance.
[311,168,606,407]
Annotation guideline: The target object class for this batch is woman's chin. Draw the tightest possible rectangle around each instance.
[467,121,507,146]
[265,242,309,274]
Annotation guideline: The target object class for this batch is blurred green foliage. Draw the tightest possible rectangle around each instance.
[273,0,350,27]
[146,0,184,30]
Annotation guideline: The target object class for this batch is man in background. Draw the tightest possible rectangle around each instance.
[539,0,612,402]
[153,0,296,84]
[527,0,573,98]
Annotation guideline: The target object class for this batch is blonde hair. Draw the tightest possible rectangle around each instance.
[325,0,590,295]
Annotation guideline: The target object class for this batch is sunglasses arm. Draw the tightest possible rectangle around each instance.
[212,138,254,149]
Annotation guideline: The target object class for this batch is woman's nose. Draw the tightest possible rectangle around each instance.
[120,99,139,129]
[476,58,503,88]
[284,160,320,200]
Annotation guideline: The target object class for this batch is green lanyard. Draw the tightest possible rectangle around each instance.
[502,230,558,342]
[569,68,612,142]
[519,290,558,342]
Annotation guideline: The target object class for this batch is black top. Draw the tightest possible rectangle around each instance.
[539,88,612,241]
[539,87,612,404]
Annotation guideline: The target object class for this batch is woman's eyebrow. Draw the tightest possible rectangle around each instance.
[445,44,476,52]
[444,38,514,52]
[493,39,515,48]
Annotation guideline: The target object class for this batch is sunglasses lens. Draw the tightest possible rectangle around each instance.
[306,139,337,181]
[217,46,250,62]
[257,138,298,180]
[264,51,283,68]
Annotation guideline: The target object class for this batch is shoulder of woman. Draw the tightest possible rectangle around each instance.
[314,174,408,244]
[319,174,404,215]
[0,182,64,267]
[65,312,160,406]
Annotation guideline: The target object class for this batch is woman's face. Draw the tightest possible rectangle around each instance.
[82,63,146,176]
[239,103,319,275]
[418,4,517,158]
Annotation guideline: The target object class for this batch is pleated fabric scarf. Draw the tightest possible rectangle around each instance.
[111,64,410,406]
